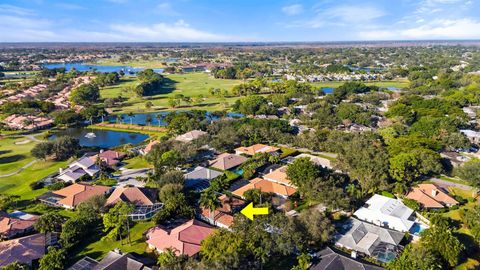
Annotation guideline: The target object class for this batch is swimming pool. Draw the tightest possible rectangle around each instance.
[410,223,427,235]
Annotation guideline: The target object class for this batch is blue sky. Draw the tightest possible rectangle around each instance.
[1,0,480,42]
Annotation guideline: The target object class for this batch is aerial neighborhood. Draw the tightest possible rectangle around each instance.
[1,4,480,269]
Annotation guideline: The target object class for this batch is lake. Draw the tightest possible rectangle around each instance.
[49,128,149,148]
[321,87,334,94]
[108,112,244,126]
[42,62,164,74]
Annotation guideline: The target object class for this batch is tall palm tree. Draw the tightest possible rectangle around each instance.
[155,114,164,127]
[199,189,220,224]
[145,115,153,126]
[116,115,122,124]
[128,112,134,125]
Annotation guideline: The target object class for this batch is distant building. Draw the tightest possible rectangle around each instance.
[184,166,223,191]
[235,144,280,156]
[354,194,416,232]
[38,183,110,209]
[68,250,153,270]
[460,129,480,144]
[311,247,385,270]
[406,183,458,209]
[2,114,53,131]
[146,219,215,256]
[209,153,247,171]
[174,130,207,143]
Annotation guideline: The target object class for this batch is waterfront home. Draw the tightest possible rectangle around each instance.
[2,114,53,131]
[68,250,153,270]
[0,211,39,240]
[235,144,280,156]
[174,130,207,143]
[106,186,163,220]
[184,166,223,191]
[406,183,458,209]
[90,150,126,167]
[38,183,110,209]
[354,194,416,232]
[209,153,248,171]
[311,247,385,270]
[198,194,245,228]
[56,156,100,182]
[146,219,215,256]
[334,217,405,263]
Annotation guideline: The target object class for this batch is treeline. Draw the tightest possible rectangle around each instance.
[134,69,164,96]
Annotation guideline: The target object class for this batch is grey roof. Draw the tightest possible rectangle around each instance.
[184,166,223,191]
[68,251,152,270]
[335,218,404,256]
[311,247,385,270]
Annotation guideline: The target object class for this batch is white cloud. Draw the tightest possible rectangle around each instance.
[0,4,35,16]
[55,3,86,10]
[282,4,303,16]
[359,18,480,40]
[298,5,386,28]
[156,2,180,16]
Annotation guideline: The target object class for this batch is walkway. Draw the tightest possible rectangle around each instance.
[430,177,474,191]
[0,159,38,178]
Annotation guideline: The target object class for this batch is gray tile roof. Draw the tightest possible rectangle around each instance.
[311,247,385,270]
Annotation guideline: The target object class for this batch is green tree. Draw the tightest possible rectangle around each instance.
[70,84,100,105]
[291,253,311,270]
[388,243,442,270]
[34,212,63,233]
[454,160,480,187]
[199,189,221,222]
[0,194,19,211]
[297,208,333,248]
[31,142,53,160]
[39,247,66,270]
[286,158,321,187]
[102,201,135,241]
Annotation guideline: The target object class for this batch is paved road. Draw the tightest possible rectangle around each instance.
[431,178,474,191]
[0,159,38,178]
[115,168,151,187]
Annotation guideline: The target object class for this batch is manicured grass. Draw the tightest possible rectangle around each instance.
[439,175,472,186]
[279,147,298,158]
[72,220,155,263]
[0,136,38,175]
[0,160,68,200]
[100,73,243,113]
[123,156,152,169]
[92,59,167,69]
[310,79,410,89]
[87,124,166,138]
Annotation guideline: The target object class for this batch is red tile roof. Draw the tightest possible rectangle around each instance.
[406,183,458,209]
[53,183,110,208]
[146,219,215,256]
[232,178,297,198]
[0,233,46,267]
[235,144,280,156]
[106,187,157,206]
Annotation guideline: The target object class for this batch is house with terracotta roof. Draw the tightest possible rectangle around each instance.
[146,219,215,256]
[406,183,458,209]
[0,211,39,240]
[198,194,245,228]
[90,150,126,167]
[235,144,280,156]
[106,187,162,220]
[140,140,160,155]
[263,166,294,187]
[174,130,207,143]
[38,183,110,209]
[56,156,100,183]
[0,233,58,268]
[232,177,297,199]
[209,153,248,171]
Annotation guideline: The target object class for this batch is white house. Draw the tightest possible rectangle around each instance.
[460,129,480,144]
[56,157,100,182]
[354,194,415,232]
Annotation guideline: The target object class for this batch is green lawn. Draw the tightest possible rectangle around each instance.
[92,59,167,69]
[123,156,152,169]
[101,73,243,113]
[0,136,37,175]
[70,220,155,263]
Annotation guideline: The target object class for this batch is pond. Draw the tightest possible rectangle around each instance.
[108,112,244,126]
[321,87,334,94]
[49,128,149,148]
[42,62,164,74]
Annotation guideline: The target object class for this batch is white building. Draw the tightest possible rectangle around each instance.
[354,194,415,232]
[460,129,480,144]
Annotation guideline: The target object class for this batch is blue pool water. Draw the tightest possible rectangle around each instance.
[232,168,244,175]
[410,223,426,235]
[321,87,334,94]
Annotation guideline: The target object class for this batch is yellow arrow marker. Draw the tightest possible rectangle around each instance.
[240,202,269,220]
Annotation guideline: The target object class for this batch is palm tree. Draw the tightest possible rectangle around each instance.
[128,112,134,125]
[145,115,153,126]
[155,114,164,127]
[199,189,220,225]
[116,115,123,124]
[98,111,105,123]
